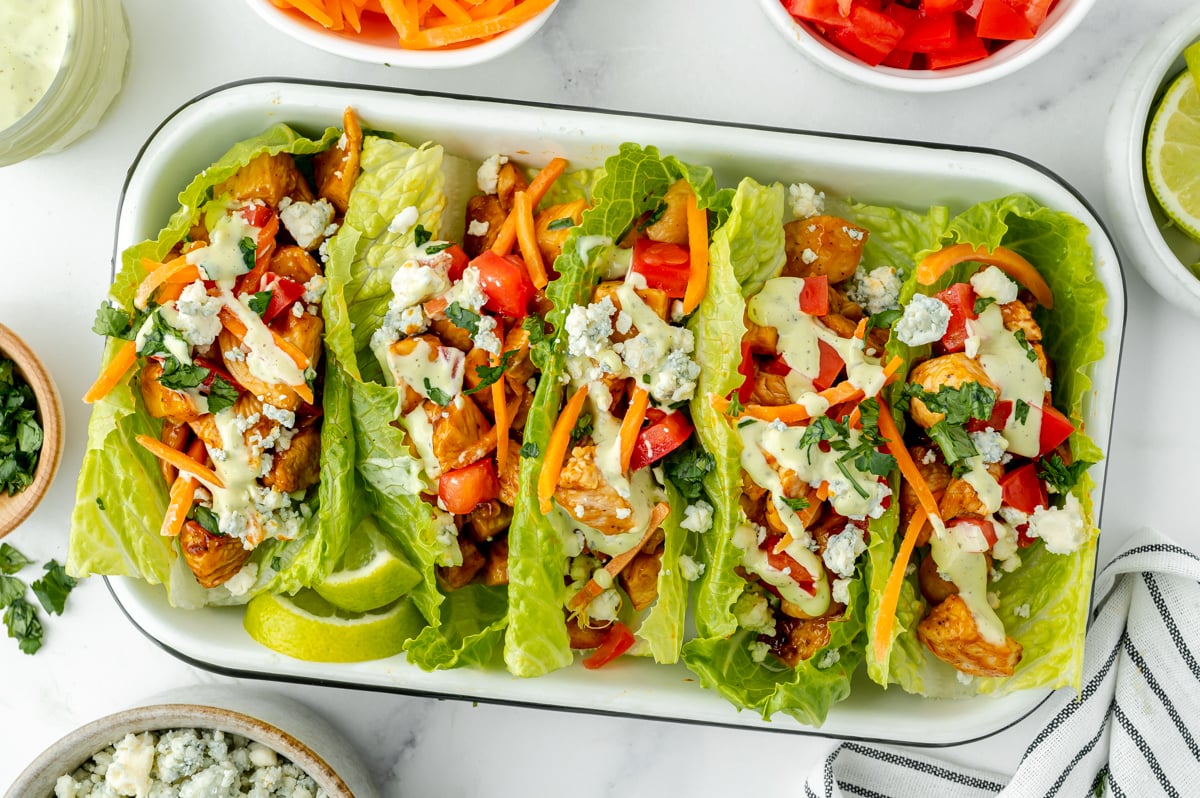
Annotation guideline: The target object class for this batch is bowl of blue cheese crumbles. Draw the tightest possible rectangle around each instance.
[4,690,378,798]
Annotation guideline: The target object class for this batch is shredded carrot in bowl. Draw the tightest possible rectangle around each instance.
[268,0,556,51]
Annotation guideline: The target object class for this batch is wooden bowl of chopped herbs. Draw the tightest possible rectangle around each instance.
[0,323,63,538]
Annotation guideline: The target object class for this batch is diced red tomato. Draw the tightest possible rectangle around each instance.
[761,535,817,595]
[258,275,307,323]
[438,459,500,516]
[469,251,535,319]
[923,0,969,12]
[194,356,244,393]
[444,244,470,281]
[898,9,959,52]
[1036,404,1075,455]
[976,0,1035,40]
[629,411,694,471]
[799,275,830,316]
[1021,0,1053,27]
[631,238,691,299]
[814,339,845,391]
[784,0,852,28]
[881,48,916,69]
[829,6,905,66]
[737,341,756,404]
[239,202,273,228]
[966,398,1012,433]
[761,355,792,377]
[934,282,977,353]
[1016,523,1036,548]
[581,621,636,669]
[926,17,990,68]
[1000,462,1048,514]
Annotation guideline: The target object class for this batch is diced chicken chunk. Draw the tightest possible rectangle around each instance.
[140,361,203,424]
[555,445,636,536]
[534,199,587,265]
[429,395,497,473]
[782,215,867,284]
[643,179,693,245]
[908,354,1000,430]
[312,107,362,214]
[917,594,1022,677]
[214,152,313,208]
[439,537,485,590]
[765,615,833,668]
[263,425,321,494]
[618,547,663,611]
[180,519,252,589]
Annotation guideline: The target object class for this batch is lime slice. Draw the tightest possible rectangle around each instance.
[243,589,424,662]
[1146,69,1200,242]
[314,516,421,613]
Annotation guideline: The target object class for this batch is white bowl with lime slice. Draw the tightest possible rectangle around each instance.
[1105,5,1200,315]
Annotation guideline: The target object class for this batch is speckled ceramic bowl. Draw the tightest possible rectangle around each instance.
[4,688,378,798]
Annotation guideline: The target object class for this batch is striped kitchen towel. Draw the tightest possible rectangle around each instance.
[806,526,1200,797]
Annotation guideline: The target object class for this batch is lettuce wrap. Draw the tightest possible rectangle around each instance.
[864,194,1105,697]
[69,123,356,608]
[503,143,732,677]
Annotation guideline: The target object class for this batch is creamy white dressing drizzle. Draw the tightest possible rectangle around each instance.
[382,336,464,404]
[187,213,258,289]
[207,409,260,540]
[732,522,830,617]
[974,304,1044,457]
[929,530,1006,645]
[576,235,612,267]
[402,404,442,482]
[220,290,307,388]
[961,456,1002,514]
[0,1,70,131]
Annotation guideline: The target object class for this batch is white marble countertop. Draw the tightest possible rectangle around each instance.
[2,0,1197,793]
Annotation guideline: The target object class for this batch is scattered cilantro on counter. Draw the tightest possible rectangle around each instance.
[0,358,44,496]
[0,542,79,655]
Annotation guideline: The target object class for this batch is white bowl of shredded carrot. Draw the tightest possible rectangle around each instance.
[248,0,559,67]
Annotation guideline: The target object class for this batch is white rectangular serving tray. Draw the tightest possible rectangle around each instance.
[108,79,1125,745]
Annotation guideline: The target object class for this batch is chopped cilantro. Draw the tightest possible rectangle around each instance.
[1014,398,1031,424]
[904,382,996,426]
[4,597,42,655]
[248,290,272,318]
[520,442,540,459]
[928,419,978,468]
[414,224,432,247]
[662,445,715,502]
[0,543,31,575]
[96,497,105,511]
[724,394,745,418]
[780,496,810,512]
[446,302,481,336]
[465,350,518,395]
[238,236,257,271]
[206,374,239,415]
[865,308,903,338]
[270,556,282,572]
[0,574,23,607]
[31,561,76,616]
[423,378,453,407]
[1013,329,1039,363]
[188,505,222,537]
[0,362,42,496]
[134,311,184,360]
[425,242,452,254]
[157,358,209,391]
[92,301,138,339]
[547,217,575,231]
[1038,455,1094,494]
[570,413,594,443]
[974,296,997,315]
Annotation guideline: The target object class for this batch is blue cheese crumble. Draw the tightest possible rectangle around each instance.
[894,293,951,346]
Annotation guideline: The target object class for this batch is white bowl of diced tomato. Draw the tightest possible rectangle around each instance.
[758,0,1095,92]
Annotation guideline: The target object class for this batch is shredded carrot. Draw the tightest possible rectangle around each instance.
[325,0,345,29]
[682,191,708,314]
[491,351,510,475]
[83,340,137,404]
[218,307,314,405]
[513,190,548,289]
[875,394,944,540]
[282,0,335,26]
[568,502,670,611]
[161,439,208,537]
[873,505,928,663]
[712,356,902,425]
[619,387,650,473]
[136,435,225,489]
[342,0,363,31]
[853,318,868,340]
[134,254,193,309]
[401,0,552,47]
[916,243,1054,309]
[470,0,511,16]
[538,383,588,514]
[155,266,202,304]
[815,481,830,502]
[490,157,569,257]
[378,0,417,39]
[429,0,472,22]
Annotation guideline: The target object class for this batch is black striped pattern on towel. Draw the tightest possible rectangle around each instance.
[804,527,1200,797]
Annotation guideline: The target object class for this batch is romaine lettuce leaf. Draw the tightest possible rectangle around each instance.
[69,123,349,608]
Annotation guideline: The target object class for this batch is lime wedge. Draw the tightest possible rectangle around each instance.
[1186,40,1200,87]
[244,589,424,662]
[314,516,421,613]
[1146,69,1200,243]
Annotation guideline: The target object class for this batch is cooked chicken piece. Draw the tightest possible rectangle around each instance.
[432,316,476,354]
[502,325,536,390]
[742,471,768,503]
[312,107,362,214]
[917,594,1022,677]
[900,445,951,548]
[140,362,203,424]
[495,161,528,212]
[763,483,823,538]
[766,615,833,668]
[939,462,1004,520]
[439,537,485,590]
[643,179,693,245]
[387,334,443,415]
[498,447,522,507]
[619,547,663,611]
[590,281,670,336]
[180,519,253,589]
[827,286,865,320]
[158,421,190,484]
[782,215,867,284]
[749,371,792,406]
[273,308,323,369]
[555,445,636,536]
[1000,300,1042,343]
[219,328,300,412]
[908,354,1000,429]
[465,500,512,542]
[821,313,859,340]
[809,512,860,553]
[534,199,587,265]
[742,315,778,353]
[464,193,506,257]
[268,246,321,286]
[263,425,321,494]
[566,616,609,649]
[430,395,497,473]
[187,393,275,464]
[214,152,313,208]
[918,551,958,604]
[483,537,509,587]
[508,386,534,432]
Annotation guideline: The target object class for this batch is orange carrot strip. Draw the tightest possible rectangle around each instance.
[134,254,192,309]
[711,356,902,424]
[682,191,708,314]
[568,502,670,611]
[136,435,225,489]
[538,383,588,513]
[282,0,335,26]
[218,307,310,371]
[492,353,510,476]
[342,0,363,31]
[155,265,203,304]
[402,0,553,48]
[873,504,928,663]
[816,481,830,502]
[379,0,417,39]
[514,191,548,289]
[916,243,1053,310]
[854,318,868,340]
[470,0,511,16]
[618,387,650,473]
[83,340,137,404]
[875,393,944,539]
[430,0,472,23]
[161,439,208,537]
[490,156,569,257]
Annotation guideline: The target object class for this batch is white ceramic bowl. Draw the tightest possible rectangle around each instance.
[4,687,379,798]
[756,0,1095,92]
[244,0,558,68]
[1103,5,1200,317]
